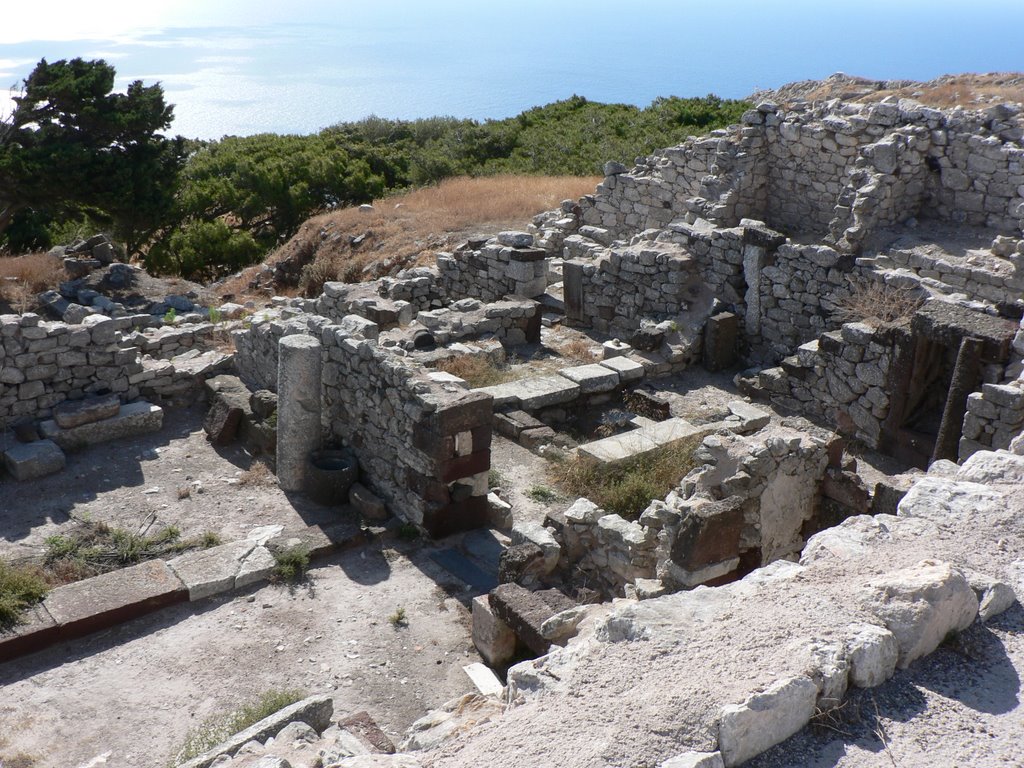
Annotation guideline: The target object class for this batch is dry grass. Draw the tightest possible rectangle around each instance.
[833,278,923,328]
[220,174,599,299]
[553,335,600,363]
[434,355,522,388]
[0,252,64,312]
[554,436,702,521]
[237,460,276,487]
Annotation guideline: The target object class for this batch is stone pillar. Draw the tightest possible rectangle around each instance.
[932,336,982,464]
[742,244,764,336]
[563,261,585,325]
[276,334,322,492]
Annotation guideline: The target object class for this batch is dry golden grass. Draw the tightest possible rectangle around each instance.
[220,174,599,299]
[833,278,923,328]
[434,355,522,388]
[237,460,276,487]
[553,335,600,363]
[0,252,64,312]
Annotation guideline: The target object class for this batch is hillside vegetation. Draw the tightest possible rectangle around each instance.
[219,174,600,299]
[0,60,749,282]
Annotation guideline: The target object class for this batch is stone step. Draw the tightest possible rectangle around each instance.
[2,438,66,480]
[578,416,732,467]
[39,400,164,451]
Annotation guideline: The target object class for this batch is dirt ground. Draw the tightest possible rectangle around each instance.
[0,537,486,768]
[0,405,339,564]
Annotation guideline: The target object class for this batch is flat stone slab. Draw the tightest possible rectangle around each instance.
[43,558,186,640]
[53,393,120,429]
[489,583,577,655]
[727,400,771,432]
[0,604,59,663]
[167,539,258,601]
[477,376,580,411]
[599,356,646,382]
[558,364,620,394]
[578,417,706,466]
[463,662,505,697]
[40,401,163,451]
[2,439,66,480]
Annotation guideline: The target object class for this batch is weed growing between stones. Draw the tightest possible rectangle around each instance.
[271,546,310,584]
[434,355,520,388]
[237,460,276,487]
[397,523,421,541]
[487,468,507,490]
[0,561,49,632]
[389,606,408,628]
[833,278,923,328]
[42,518,221,584]
[171,688,306,764]
[555,436,702,520]
[526,485,560,503]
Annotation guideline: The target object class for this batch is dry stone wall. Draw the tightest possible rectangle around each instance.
[232,308,493,535]
[437,232,548,303]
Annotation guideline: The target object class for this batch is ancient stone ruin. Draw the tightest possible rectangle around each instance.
[3,95,1024,767]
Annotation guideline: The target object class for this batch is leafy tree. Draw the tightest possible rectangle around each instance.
[147,220,261,281]
[0,58,185,252]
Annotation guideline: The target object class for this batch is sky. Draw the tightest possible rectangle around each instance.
[3,1,1023,138]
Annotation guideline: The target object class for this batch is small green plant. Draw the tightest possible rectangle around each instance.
[173,688,305,763]
[163,307,177,324]
[397,522,420,541]
[271,546,310,584]
[0,560,50,632]
[488,468,506,489]
[388,606,408,628]
[200,531,222,548]
[526,484,559,503]
[208,306,223,324]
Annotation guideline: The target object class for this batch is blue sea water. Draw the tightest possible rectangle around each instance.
[2,0,1023,140]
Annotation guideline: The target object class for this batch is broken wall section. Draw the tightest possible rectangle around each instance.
[437,233,548,303]
[232,309,494,535]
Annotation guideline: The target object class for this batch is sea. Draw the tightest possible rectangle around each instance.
[2,0,1023,140]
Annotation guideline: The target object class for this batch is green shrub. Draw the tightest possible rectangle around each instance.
[173,689,305,763]
[526,485,559,503]
[0,561,50,632]
[271,546,310,583]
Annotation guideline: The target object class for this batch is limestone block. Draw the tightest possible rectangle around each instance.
[53,392,120,428]
[846,623,899,688]
[511,521,560,575]
[350,483,388,520]
[489,583,577,655]
[497,231,534,248]
[861,560,978,669]
[963,570,1018,621]
[462,662,504,697]
[539,605,590,645]
[717,676,818,767]
[235,545,277,590]
[558,363,620,394]
[726,400,770,432]
[39,401,163,451]
[472,595,517,667]
[166,539,258,601]
[2,439,65,480]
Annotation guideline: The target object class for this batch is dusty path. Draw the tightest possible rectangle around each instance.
[0,542,483,768]
[1,406,337,563]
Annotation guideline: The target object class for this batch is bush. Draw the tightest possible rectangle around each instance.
[556,437,702,520]
[0,561,50,632]
[271,546,310,584]
[173,689,305,763]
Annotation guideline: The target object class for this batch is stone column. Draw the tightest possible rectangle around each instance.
[276,334,322,492]
[932,336,982,464]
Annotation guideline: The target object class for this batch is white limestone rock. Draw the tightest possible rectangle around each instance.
[846,623,899,688]
[717,676,818,767]
[659,752,725,768]
[861,560,978,669]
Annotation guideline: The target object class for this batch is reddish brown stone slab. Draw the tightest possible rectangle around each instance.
[43,559,187,640]
[0,604,59,663]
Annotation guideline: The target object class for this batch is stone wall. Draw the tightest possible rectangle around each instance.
[437,232,548,303]
[759,321,895,448]
[415,299,541,347]
[232,308,494,535]
[557,427,829,596]
[579,101,1024,247]
[961,382,1024,459]
[562,239,709,336]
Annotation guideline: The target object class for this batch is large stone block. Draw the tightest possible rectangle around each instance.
[489,583,576,655]
[717,676,818,767]
[2,439,66,480]
[53,392,120,429]
[558,364,620,394]
[670,496,744,571]
[276,334,322,492]
[39,401,163,451]
[861,559,978,668]
[472,595,517,668]
[43,559,186,640]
